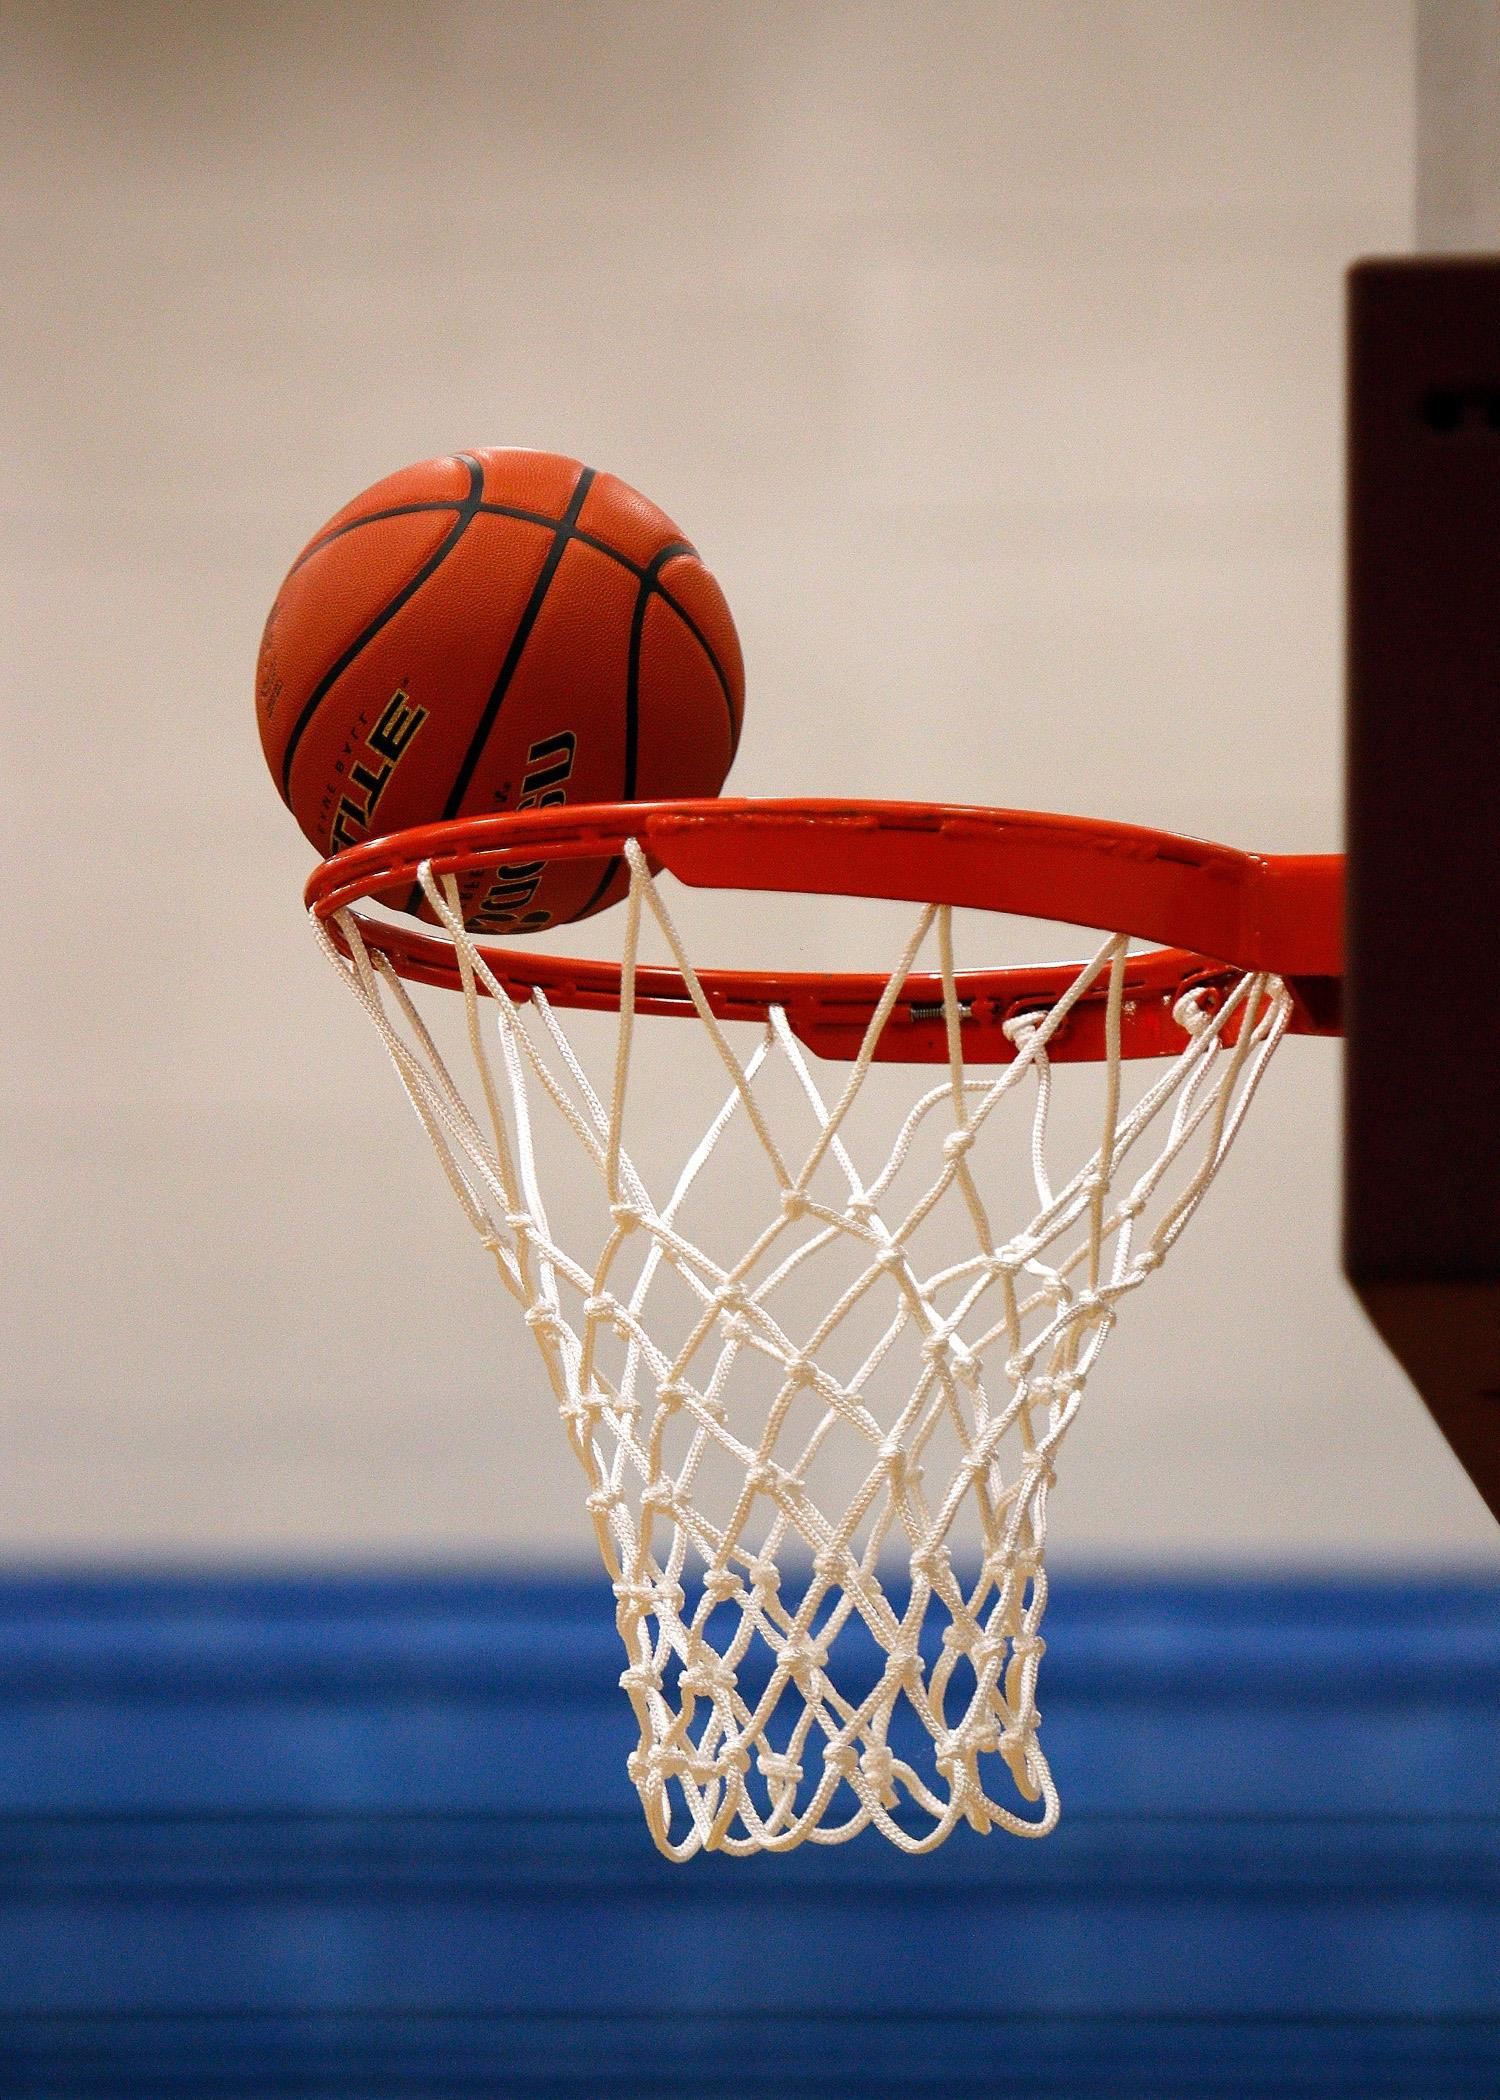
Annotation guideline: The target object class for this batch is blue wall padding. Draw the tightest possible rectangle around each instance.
[0,1571,1495,2096]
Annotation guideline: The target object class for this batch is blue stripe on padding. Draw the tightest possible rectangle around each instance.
[0,1571,1495,2096]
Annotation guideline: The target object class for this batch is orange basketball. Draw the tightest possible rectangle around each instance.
[257,448,744,933]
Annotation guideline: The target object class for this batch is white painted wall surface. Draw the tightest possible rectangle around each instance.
[5,0,1494,1560]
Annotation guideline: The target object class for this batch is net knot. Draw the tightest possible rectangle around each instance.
[609,1201,642,1233]
[561,1391,604,1433]
[619,1662,662,1698]
[942,1128,976,1161]
[712,1281,749,1315]
[748,1557,781,1597]
[812,1545,854,1584]
[582,1293,619,1326]
[655,1379,690,1415]
[586,1486,625,1517]
[702,1567,742,1605]
[993,1241,1029,1276]
[627,1743,685,1790]
[844,1194,878,1225]
[1133,1245,1165,1275]
[886,1644,924,1690]
[910,1542,952,1584]
[758,1749,803,1790]
[680,1655,737,1697]
[922,1328,973,1375]
[858,1744,900,1807]
[1002,1010,1046,1050]
[779,1188,811,1223]
[970,1633,1007,1674]
[692,1745,747,1787]
[877,1439,910,1485]
[525,1302,567,1342]
[1173,988,1216,1037]
[1074,1287,1115,1329]
[640,1475,678,1514]
[934,1731,972,1780]
[998,1723,1035,1768]
[780,1636,828,1689]
[502,1209,533,1234]
[611,1576,655,1607]
[965,1712,1005,1759]
[747,1461,786,1501]
[783,1353,816,1390]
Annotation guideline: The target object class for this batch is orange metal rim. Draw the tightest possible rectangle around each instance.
[306,798,1345,1064]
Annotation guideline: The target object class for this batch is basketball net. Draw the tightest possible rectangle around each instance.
[313,842,1291,1858]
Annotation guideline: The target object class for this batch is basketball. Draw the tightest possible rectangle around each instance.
[257,448,744,933]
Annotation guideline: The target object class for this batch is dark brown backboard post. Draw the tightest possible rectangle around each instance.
[1346,257,1500,1522]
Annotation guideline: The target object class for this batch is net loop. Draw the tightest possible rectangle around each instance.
[313,838,1291,1857]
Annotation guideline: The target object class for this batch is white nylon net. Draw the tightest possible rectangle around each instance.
[314,842,1291,1858]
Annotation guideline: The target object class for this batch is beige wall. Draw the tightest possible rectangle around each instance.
[1417,0,1500,247]
[5,0,1494,1561]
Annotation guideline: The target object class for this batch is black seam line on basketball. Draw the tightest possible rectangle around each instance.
[577,540,718,921]
[287,501,464,581]
[574,858,625,921]
[443,468,595,821]
[277,456,485,803]
[292,496,700,592]
[282,455,487,581]
[399,467,596,913]
[623,545,684,799]
[650,557,740,759]
[289,494,736,748]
